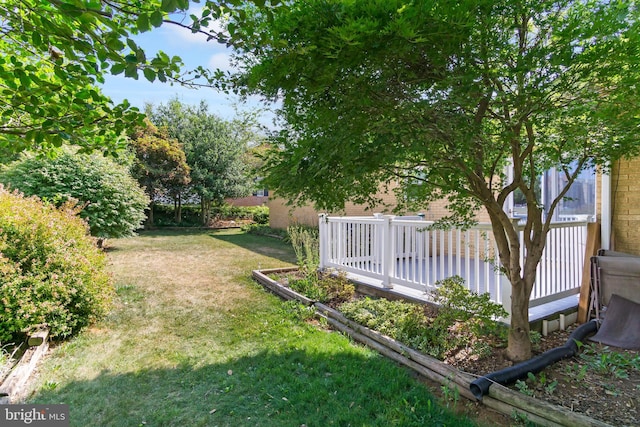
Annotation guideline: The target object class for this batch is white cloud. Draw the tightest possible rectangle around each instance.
[208,52,234,72]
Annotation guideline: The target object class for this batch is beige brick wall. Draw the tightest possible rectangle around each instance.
[268,195,397,229]
[268,189,492,229]
[611,158,640,255]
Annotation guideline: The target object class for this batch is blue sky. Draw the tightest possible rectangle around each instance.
[98,11,269,123]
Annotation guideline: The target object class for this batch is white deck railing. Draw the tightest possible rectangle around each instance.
[318,214,588,314]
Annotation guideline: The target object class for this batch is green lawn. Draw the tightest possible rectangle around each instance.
[27,229,479,426]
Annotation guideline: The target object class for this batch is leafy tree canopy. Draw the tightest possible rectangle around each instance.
[226,0,640,360]
[0,0,251,156]
[130,119,191,200]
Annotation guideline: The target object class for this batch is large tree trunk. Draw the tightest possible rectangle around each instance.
[486,200,544,362]
[507,278,533,361]
[201,198,211,226]
[145,201,155,229]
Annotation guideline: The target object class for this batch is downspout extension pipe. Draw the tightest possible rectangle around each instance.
[470,320,598,400]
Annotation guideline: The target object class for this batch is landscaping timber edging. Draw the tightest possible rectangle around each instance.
[253,268,614,427]
[252,267,315,306]
[0,328,50,404]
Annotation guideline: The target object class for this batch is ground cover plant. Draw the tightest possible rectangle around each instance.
[25,229,481,426]
[268,237,639,425]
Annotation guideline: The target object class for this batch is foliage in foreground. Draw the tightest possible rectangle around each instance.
[339,276,507,359]
[0,149,149,241]
[0,0,238,155]
[0,187,113,341]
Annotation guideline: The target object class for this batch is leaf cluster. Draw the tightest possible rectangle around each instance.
[0,0,241,156]
[129,119,191,202]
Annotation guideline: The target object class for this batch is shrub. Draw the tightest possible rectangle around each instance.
[0,149,149,242]
[318,271,355,304]
[431,276,508,338]
[288,275,327,301]
[152,204,269,227]
[242,224,287,238]
[0,187,113,342]
[339,278,508,359]
[287,271,354,304]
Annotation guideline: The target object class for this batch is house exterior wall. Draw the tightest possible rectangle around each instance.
[268,194,397,229]
[611,158,640,255]
[268,189,491,229]
[225,195,268,207]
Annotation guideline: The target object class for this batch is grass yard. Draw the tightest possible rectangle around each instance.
[26,229,479,426]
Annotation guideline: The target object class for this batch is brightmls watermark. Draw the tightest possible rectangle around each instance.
[1,405,69,426]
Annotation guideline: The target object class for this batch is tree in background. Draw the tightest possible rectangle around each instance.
[0,149,149,246]
[226,0,640,360]
[148,99,255,225]
[130,119,191,227]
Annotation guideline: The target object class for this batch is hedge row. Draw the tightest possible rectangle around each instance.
[153,204,268,227]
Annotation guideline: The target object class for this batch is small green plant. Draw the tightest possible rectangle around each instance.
[287,270,354,304]
[511,410,537,426]
[318,271,355,304]
[564,363,588,381]
[440,378,460,408]
[42,380,59,391]
[431,276,508,340]
[279,300,316,322]
[515,379,534,396]
[529,330,542,350]
[515,371,558,397]
[579,344,640,379]
[0,342,11,366]
[288,275,327,301]
[287,225,319,274]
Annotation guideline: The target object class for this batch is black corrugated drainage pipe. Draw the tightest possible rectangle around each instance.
[470,319,598,400]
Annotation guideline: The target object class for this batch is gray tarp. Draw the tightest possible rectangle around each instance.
[590,294,640,350]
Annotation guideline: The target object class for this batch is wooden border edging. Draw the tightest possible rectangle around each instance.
[252,268,315,306]
[0,328,50,404]
[254,269,613,427]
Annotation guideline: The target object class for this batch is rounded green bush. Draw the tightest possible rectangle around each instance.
[0,187,113,342]
[0,149,149,241]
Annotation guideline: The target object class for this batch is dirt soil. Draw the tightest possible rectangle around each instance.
[446,325,640,426]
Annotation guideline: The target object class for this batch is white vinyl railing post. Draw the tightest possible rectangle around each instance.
[380,215,394,288]
[318,213,327,270]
